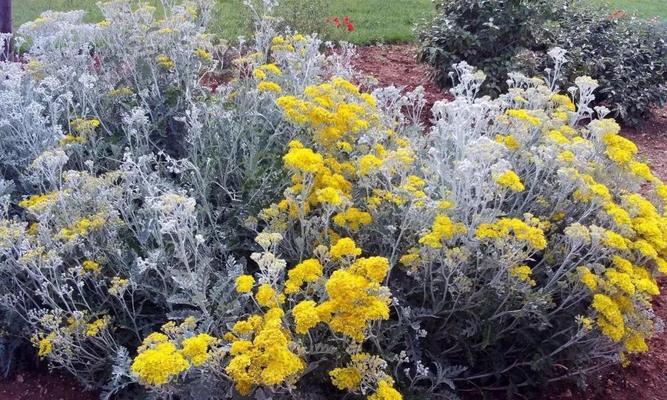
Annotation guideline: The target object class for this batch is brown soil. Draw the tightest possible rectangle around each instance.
[352,44,452,115]
[1,44,665,400]
[0,371,98,400]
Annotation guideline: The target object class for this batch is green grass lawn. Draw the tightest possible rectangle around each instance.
[12,0,435,44]
[11,0,666,45]
[594,0,667,19]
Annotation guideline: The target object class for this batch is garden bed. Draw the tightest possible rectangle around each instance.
[1,43,666,400]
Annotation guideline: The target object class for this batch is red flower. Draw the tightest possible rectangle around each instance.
[332,17,341,28]
[343,16,354,32]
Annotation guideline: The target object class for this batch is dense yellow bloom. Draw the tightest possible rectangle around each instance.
[285,259,323,294]
[86,317,109,337]
[419,214,467,249]
[193,48,212,61]
[225,308,304,395]
[283,141,324,173]
[333,207,373,232]
[476,218,547,250]
[316,187,343,206]
[507,109,541,126]
[255,284,280,308]
[109,277,129,296]
[592,294,625,342]
[577,266,598,291]
[551,93,576,111]
[257,81,282,93]
[58,212,107,241]
[350,257,390,283]
[510,265,535,286]
[59,134,87,146]
[368,379,403,400]
[547,130,571,145]
[628,161,654,181]
[82,260,101,274]
[19,192,59,213]
[495,170,525,192]
[330,237,362,259]
[70,118,101,134]
[329,366,362,390]
[156,54,176,70]
[604,202,632,228]
[292,300,320,334]
[624,332,649,354]
[33,333,55,358]
[181,333,217,366]
[235,275,255,293]
[317,270,390,341]
[657,184,667,204]
[399,248,421,269]
[605,269,635,295]
[359,154,383,176]
[602,132,637,165]
[131,342,190,386]
[602,230,628,250]
[495,134,520,150]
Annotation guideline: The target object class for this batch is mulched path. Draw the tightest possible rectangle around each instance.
[0,44,665,400]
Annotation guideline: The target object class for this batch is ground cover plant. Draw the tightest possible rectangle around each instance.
[418,0,667,125]
[1,1,667,399]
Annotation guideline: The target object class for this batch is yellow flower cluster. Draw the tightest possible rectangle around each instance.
[181,334,218,366]
[476,218,547,250]
[333,207,373,232]
[85,316,109,337]
[235,274,255,293]
[329,353,403,399]
[132,327,218,386]
[156,54,176,70]
[284,258,323,294]
[226,308,304,395]
[59,134,87,146]
[507,109,541,126]
[57,212,108,242]
[131,340,190,386]
[495,170,525,192]
[19,192,60,213]
[82,259,101,274]
[418,214,467,249]
[368,379,403,400]
[31,332,56,358]
[317,256,391,340]
[252,63,282,81]
[70,118,101,134]
[511,265,535,286]
[232,77,405,397]
[277,77,377,149]
[330,237,363,259]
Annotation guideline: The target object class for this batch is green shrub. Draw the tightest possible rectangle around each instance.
[418,0,666,125]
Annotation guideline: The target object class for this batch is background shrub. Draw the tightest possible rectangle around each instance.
[418,0,666,125]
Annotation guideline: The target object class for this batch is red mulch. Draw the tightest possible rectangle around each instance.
[352,44,452,113]
[0,44,665,400]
